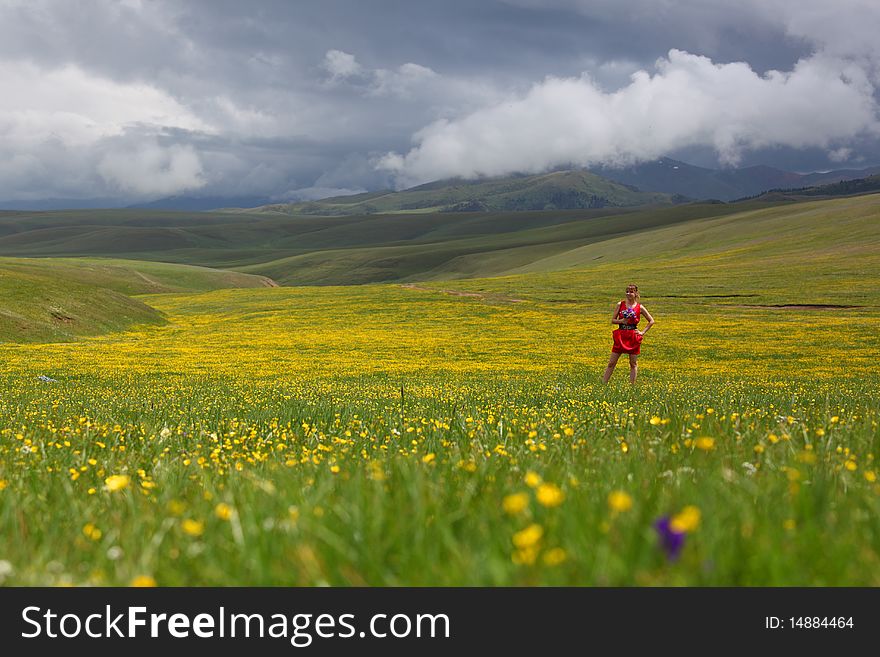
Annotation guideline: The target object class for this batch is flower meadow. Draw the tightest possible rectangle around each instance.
[0,282,878,585]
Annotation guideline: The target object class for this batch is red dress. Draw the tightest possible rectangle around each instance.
[612,300,642,355]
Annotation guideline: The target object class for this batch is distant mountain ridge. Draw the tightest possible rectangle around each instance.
[591,157,880,202]
[4,158,878,212]
[249,159,880,214]
[253,170,678,215]
[127,195,277,211]
[743,173,880,201]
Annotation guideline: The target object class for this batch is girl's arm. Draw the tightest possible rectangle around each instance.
[639,306,655,334]
[611,302,624,325]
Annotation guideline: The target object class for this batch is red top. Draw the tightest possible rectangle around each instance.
[615,300,641,327]
[612,301,642,354]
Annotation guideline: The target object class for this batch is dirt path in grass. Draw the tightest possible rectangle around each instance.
[732,304,864,309]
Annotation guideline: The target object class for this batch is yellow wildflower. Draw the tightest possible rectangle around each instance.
[695,437,715,451]
[130,575,157,587]
[670,506,701,533]
[502,492,529,515]
[214,503,233,521]
[512,523,543,549]
[536,483,564,507]
[543,548,567,566]
[82,523,102,541]
[524,471,542,488]
[607,490,633,513]
[181,519,204,537]
[104,475,130,492]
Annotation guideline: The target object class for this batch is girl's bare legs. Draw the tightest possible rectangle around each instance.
[629,354,638,384]
[603,352,622,383]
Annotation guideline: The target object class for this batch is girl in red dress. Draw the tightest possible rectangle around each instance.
[603,284,654,384]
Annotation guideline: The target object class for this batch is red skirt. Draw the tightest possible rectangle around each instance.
[612,329,642,355]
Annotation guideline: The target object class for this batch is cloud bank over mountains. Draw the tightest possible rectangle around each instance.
[378,49,879,188]
[0,0,878,202]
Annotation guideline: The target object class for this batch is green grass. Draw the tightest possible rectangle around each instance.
[0,193,878,586]
[432,192,880,308]
[0,257,275,342]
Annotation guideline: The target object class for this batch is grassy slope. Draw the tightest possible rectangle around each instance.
[0,193,876,342]
[424,192,880,307]
[0,208,637,268]
[0,206,720,278]
[0,257,275,342]
[1,195,865,289]
[0,266,164,343]
[237,202,762,285]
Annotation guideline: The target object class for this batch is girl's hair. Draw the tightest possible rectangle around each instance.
[626,284,640,300]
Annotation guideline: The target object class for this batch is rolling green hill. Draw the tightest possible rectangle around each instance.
[0,258,275,342]
[0,203,769,285]
[236,202,758,285]
[424,192,880,308]
[0,264,164,343]
[254,170,678,215]
[0,192,877,341]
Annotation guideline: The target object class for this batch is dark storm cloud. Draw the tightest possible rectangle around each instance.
[1,0,878,201]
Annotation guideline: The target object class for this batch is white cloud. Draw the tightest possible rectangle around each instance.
[827,148,853,163]
[319,49,494,107]
[378,49,880,188]
[322,49,362,80]
[97,140,205,196]
[0,61,209,144]
[0,60,212,198]
[369,62,438,99]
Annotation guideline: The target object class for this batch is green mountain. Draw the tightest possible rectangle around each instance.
[254,170,678,215]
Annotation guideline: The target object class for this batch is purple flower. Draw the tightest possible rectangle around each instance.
[654,516,686,561]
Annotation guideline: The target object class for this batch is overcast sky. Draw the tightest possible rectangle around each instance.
[2,0,879,201]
